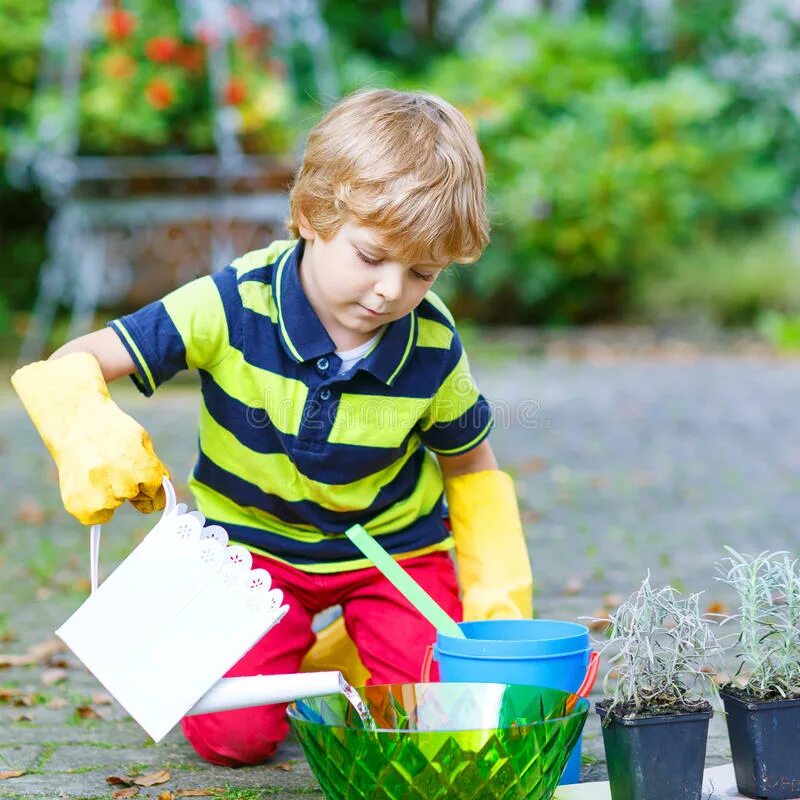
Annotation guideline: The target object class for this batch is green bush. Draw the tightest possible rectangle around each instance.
[0,0,49,315]
[412,15,787,322]
[633,226,800,326]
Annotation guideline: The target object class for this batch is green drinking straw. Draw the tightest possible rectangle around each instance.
[345,524,466,639]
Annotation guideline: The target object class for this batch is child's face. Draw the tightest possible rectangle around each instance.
[298,219,446,348]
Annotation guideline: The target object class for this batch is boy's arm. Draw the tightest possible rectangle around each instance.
[437,440,534,620]
[11,328,168,525]
[50,327,136,382]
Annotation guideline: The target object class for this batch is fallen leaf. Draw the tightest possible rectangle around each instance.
[91,692,113,706]
[112,789,139,799]
[15,497,47,525]
[517,457,546,474]
[0,630,17,644]
[106,776,134,786]
[705,601,728,616]
[46,697,68,710]
[76,705,102,720]
[157,792,173,800]
[0,688,22,702]
[589,475,609,490]
[175,790,226,798]
[561,577,583,596]
[12,694,36,707]
[26,638,66,664]
[133,769,170,787]
[272,762,293,772]
[587,610,611,633]
[13,714,32,722]
[41,668,68,687]
[713,672,731,687]
[0,771,24,781]
[0,638,68,670]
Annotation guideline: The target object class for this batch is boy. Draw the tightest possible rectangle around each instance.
[12,89,532,766]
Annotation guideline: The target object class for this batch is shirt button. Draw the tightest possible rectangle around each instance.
[320,388,331,401]
[316,357,329,372]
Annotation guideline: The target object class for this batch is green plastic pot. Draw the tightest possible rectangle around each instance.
[287,681,589,800]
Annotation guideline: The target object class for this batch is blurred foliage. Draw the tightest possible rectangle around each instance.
[2,0,799,328]
[0,0,49,319]
[634,226,800,327]
[411,15,788,321]
[759,310,800,352]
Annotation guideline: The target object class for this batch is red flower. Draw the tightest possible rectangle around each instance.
[177,44,204,72]
[223,77,247,105]
[145,36,180,63]
[102,53,137,80]
[106,9,137,41]
[145,78,175,110]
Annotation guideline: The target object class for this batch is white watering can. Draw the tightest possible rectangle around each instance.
[56,479,344,742]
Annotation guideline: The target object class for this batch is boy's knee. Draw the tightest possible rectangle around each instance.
[181,707,288,767]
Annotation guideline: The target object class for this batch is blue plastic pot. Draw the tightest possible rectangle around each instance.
[429,619,592,785]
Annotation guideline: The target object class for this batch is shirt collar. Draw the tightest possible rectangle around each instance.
[274,239,417,385]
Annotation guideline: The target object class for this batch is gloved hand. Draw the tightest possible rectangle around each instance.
[11,352,168,525]
[446,469,533,620]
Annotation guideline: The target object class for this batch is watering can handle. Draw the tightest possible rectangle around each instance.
[89,478,177,594]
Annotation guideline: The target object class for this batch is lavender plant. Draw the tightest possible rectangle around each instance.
[593,574,723,716]
[715,547,800,700]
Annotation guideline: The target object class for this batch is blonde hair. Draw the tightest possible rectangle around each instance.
[288,88,489,266]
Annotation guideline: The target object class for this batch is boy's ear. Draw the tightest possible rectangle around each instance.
[296,212,315,242]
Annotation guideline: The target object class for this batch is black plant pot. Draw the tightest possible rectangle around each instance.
[720,690,800,799]
[596,704,712,800]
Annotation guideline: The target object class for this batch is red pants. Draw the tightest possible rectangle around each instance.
[181,550,462,766]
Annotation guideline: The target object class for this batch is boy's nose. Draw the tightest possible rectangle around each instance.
[374,273,403,303]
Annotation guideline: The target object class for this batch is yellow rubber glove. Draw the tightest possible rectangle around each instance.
[446,469,533,620]
[301,616,370,686]
[11,352,168,525]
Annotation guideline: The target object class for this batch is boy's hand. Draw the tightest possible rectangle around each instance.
[12,352,168,525]
[443,467,533,620]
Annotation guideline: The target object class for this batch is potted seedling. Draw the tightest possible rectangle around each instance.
[714,547,800,800]
[591,575,723,800]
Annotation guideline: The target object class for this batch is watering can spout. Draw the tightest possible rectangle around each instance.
[186,671,345,717]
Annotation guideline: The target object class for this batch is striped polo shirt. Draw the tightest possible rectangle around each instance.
[110,239,493,572]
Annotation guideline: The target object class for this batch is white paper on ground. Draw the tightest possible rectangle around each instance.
[554,763,800,800]
[56,485,289,743]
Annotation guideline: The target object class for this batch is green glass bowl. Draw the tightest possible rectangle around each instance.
[287,682,589,800]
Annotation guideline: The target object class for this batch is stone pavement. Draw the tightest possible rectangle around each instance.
[2,338,798,799]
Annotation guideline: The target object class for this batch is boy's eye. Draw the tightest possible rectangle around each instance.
[355,249,382,266]
[412,270,435,282]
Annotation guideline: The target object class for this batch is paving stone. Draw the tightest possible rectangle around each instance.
[0,745,42,772]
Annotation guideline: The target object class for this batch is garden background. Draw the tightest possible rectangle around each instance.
[4,0,800,347]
